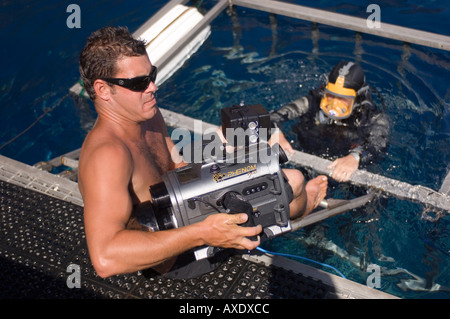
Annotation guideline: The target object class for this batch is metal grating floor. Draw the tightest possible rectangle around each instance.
[0,180,332,299]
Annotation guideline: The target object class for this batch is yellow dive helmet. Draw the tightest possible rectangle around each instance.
[320,61,365,120]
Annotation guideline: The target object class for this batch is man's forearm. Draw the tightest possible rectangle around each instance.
[90,223,204,278]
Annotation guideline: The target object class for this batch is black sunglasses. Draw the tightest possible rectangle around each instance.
[101,65,157,92]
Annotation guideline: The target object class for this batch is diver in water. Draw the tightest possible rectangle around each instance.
[271,61,390,182]
[270,61,392,274]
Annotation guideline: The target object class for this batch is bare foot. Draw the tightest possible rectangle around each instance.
[304,175,328,216]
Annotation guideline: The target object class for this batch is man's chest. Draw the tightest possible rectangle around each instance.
[136,136,169,172]
[130,132,171,201]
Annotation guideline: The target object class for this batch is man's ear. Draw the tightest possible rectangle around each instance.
[93,79,113,101]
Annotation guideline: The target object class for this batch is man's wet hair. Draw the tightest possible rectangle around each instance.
[79,26,147,100]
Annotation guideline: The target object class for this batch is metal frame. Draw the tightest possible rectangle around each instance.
[37,107,450,212]
[290,191,376,231]
[231,0,450,51]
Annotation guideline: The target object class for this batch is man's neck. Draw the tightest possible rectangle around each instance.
[95,103,145,140]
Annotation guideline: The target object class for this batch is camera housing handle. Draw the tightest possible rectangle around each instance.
[222,191,258,241]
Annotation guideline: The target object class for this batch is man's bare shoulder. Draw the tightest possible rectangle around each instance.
[78,128,133,183]
[82,128,130,158]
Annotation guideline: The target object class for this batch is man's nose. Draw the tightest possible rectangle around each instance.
[146,80,157,93]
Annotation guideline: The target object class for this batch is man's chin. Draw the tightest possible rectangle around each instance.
[143,102,157,119]
[144,98,157,110]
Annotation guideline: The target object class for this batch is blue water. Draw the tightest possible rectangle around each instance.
[1,1,449,298]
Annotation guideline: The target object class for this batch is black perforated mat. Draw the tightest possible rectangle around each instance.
[0,180,330,299]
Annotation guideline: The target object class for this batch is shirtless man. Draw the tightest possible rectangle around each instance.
[77,27,327,278]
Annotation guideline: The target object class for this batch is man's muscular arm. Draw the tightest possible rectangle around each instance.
[80,142,260,278]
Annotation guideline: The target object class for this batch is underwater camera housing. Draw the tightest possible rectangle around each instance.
[221,103,271,145]
[136,104,292,260]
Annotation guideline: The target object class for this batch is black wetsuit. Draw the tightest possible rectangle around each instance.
[270,87,390,166]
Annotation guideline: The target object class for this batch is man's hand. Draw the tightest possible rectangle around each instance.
[198,213,262,251]
[269,129,294,155]
[327,154,359,182]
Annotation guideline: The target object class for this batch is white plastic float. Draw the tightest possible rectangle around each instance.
[69,3,211,96]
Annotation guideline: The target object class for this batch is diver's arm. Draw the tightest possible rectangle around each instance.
[270,96,310,125]
[328,110,389,182]
[268,95,311,153]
